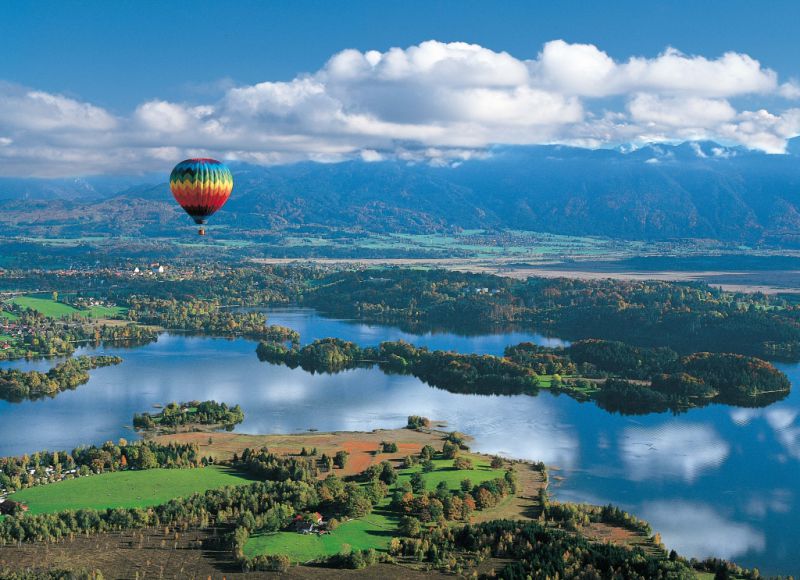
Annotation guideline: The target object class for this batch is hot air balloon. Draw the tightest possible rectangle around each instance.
[169,158,233,235]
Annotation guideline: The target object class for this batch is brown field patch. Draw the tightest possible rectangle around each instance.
[0,526,447,579]
[153,427,448,478]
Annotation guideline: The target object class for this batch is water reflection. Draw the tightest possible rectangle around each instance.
[0,309,798,573]
[641,501,765,560]
[264,307,569,354]
[730,405,800,461]
[620,423,730,483]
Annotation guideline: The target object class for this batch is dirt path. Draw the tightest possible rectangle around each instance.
[471,460,546,523]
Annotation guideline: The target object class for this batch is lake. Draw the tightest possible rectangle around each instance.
[0,307,797,574]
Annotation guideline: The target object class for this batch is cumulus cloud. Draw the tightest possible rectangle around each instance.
[779,81,800,100]
[0,40,799,176]
[534,41,778,98]
[0,84,117,132]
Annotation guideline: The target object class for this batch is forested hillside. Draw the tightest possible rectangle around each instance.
[2,140,800,245]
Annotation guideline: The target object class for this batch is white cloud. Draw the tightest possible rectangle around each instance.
[779,81,800,100]
[359,149,383,162]
[0,40,799,176]
[535,41,777,98]
[135,100,213,133]
[628,94,737,128]
[0,85,116,132]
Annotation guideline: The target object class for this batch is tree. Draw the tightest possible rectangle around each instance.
[379,461,397,485]
[334,450,349,469]
[400,515,421,537]
[454,456,473,470]
[490,456,504,469]
[381,441,398,453]
[137,446,157,470]
[407,415,430,430]
[442,440,459,459]
[410,472,425,494]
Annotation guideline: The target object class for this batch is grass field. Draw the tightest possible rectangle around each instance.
[8,296,126,319]
[10,466,252,514]
[244,505,399,561]
[83,304,127,318]
[9,296,80,318]
[244,454,507,562]
[0,310,19,321]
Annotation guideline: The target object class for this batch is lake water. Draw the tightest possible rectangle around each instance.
[0,307,797,574]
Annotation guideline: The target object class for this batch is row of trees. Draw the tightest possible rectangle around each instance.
[0,440,203,492]
[389,519,695,578]
[0,478,318,545]
[543,501,653,535]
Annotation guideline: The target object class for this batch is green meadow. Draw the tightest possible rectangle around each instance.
[244,454,507,562]
[10,466,252,514]
[8,296,126,319]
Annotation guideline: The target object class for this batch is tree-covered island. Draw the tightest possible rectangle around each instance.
[257,336,791,414]
[0,355,122,402]
[133,400,245,433]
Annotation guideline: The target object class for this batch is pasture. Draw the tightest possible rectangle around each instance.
[8,296,126,319]
[10,466,252,514]
[244,453,508,562]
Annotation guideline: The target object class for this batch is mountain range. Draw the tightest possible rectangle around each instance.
[1,139,799,246]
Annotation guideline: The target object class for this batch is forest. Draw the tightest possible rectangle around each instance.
[257,336,791,414]
[5,264,800,364]
[389,519,761,579]
[301,269,800,360]
[0,355,122,402]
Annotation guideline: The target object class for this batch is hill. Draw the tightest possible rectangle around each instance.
[2,140,800,246]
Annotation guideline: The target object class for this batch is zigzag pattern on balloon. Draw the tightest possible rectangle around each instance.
[169,158,233,224]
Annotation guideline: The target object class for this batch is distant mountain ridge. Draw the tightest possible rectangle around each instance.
[1,139,800,246]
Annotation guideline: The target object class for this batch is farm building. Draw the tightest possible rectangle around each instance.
[0,499,28,515]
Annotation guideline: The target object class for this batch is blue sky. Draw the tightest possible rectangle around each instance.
[1,0,799,176]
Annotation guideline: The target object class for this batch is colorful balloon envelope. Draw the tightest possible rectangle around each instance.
[169,158,233,235]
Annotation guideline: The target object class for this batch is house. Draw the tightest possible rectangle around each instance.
[0,499,28,515]
[291,512,324,534]
[133,267,140,274]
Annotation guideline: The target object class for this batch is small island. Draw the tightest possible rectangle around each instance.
[0,355,123,402]
[133,400,245,434]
